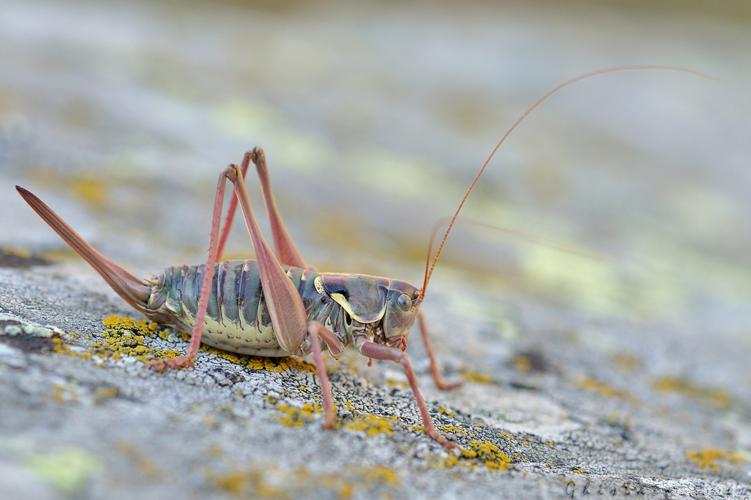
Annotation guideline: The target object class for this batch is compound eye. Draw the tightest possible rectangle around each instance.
[396,293,412,311]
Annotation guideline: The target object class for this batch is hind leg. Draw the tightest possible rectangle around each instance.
[150,168,233,371]
[216,147,307,268]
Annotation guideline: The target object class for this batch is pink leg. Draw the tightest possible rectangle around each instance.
[150,169,231,371]
[360,341,457,450]
[417,312,462,390]
[218,147,307,269]
[308,321,340,429]
[250,147,307,268]
[230,167,309,353]
[216,153,251,260]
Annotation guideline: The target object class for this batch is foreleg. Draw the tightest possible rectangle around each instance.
[417,311,462,390]
[360,341,457,450]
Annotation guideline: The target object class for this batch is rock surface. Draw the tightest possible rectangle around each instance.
[1,255,749,499]
[1,1,750,498]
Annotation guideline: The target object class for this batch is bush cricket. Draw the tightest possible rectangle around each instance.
[16,65,709,449]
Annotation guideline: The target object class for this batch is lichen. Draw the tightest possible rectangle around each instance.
[205,462,400,499]
[51,383,78,405]
[274,402,320,428]
[53,315,315,373]
[610,352,641,372]
[653,376,732,409]
[201,345,315,373]
[0,246,51,268]
[24,448,100,495]
[576,376,636,403]
[511,354,532,373]
[437,406,455,417]
[439,424,469,437]
[113,441,165,480]
[69,176,108,207]
[207,467,289,499]
[442,439,513,472]
[461,370,493,384]
[345,414,396,437]
[687,448,747,471]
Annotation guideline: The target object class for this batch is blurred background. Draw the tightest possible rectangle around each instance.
[1,0,750,348]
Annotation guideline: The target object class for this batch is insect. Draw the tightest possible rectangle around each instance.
[17,66,707,449]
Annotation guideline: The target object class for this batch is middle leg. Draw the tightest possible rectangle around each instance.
[360,341,457,450]
[417,312,463,390]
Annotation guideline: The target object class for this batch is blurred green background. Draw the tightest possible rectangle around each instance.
[1,0,750,332]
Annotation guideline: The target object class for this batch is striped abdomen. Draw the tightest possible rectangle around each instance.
[146,260,347,356]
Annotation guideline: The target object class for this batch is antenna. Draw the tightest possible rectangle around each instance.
[418,65,714,301]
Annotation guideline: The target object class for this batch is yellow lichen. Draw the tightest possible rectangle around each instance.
[461,440,512,471]
[511,354,532,373]
[88,316,180,363]
[345,414,395,437]
[440,437,513,472]
[53,315,180,364]
[437,406,455,417]
[54,315,315,373]
[385,378,408,388]
[576,377,636,403]
[51,384,78,405]
[274,403,320,429]
[69,176,108,207]
[687,448,747,471]
[207,468,289,499]
[201,345,315,373]
[439,424,469,437]
[653,376,732,409]
[113,441,165,480]
[611,353,641,372]
[93,386,119,404]
[1,246,31,258]
[363,465,400,487]
[462,370,493,384]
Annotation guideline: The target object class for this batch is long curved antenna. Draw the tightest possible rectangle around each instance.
[424,216,604,269]
[418,65,715,300]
